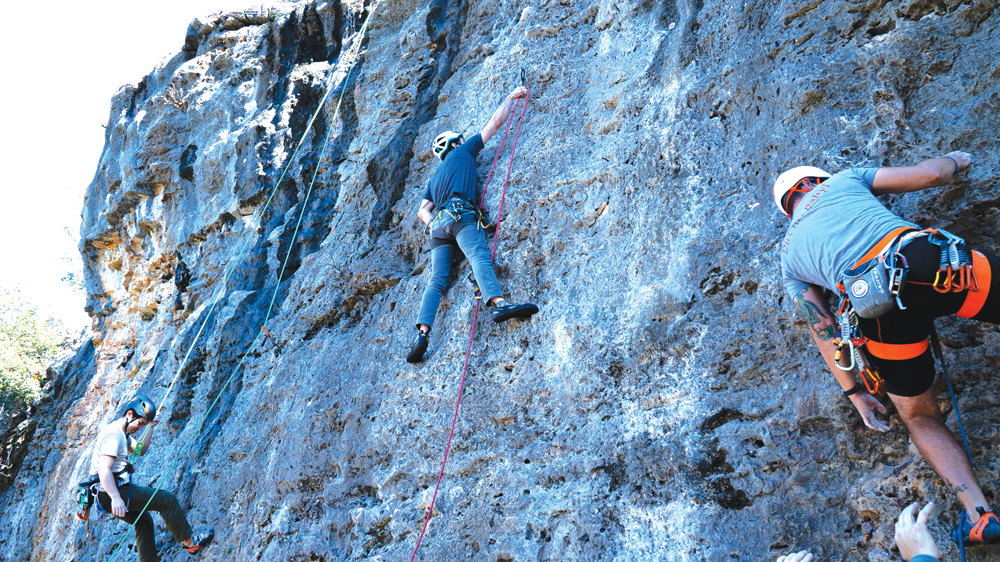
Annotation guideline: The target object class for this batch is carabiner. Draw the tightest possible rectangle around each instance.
[967,264,980,292]
[861,366,884,394]
[835,339,857,371]
[933,268,952,293]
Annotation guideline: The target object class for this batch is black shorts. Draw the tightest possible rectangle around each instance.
[857,238,1000,396]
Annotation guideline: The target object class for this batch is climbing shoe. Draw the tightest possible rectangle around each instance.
[406,333,429,363]
[952,507,1000,545]
[186,529,214,555]
[491,302,539,323]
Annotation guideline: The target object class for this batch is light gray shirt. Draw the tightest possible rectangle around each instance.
[89,423,133,480]
[780,168,918,300]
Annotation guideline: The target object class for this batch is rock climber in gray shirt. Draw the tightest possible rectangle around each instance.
[774,150,1000,545]
[85,394,214,560]
[406,87,539,363]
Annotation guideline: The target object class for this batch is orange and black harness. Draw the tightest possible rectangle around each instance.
[833,226,988,394]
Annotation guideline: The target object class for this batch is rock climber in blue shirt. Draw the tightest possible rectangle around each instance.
[407,86,539,363]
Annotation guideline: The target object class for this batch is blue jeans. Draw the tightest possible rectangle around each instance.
[416,224,503,329]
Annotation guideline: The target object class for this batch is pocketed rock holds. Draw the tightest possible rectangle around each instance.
[1,1,999,561]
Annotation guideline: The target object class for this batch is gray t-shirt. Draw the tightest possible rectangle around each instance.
[89,423,133,481]
[780,168,918,300]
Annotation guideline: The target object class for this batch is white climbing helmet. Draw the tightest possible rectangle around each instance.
[772,166,831,216]
[432,131,463,161]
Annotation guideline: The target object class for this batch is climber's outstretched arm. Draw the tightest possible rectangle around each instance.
[481,87,529,144]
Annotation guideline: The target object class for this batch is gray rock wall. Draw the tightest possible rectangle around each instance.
[2,0,999,561]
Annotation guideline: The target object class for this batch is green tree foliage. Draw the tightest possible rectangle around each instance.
[0,285,69,417]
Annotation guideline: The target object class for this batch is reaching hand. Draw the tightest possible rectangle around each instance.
[850,392,890,432]
[895,502,940,561]
[508,86,529,100]
[776,551,814,562]
[944,151,972,171]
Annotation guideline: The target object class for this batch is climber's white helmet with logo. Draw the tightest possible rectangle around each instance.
[773,166,831,217]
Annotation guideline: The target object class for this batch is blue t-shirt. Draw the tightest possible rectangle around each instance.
[421,133,485,205]
[780,168,918,300]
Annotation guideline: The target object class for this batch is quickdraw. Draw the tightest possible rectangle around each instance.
[468,273,482,300]
[834,284,885,394]
[926,229,979,293]
[261,325,282,352]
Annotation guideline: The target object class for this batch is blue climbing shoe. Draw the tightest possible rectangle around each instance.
[953,508,1000,545]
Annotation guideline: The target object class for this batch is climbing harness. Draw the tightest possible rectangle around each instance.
[409,85,530,562]
[103,4,380,560]
[74,464,134,537]
[429,194,493,247]
[834,227,981,395]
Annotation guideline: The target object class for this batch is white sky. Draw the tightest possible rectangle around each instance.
[0,1,290,334]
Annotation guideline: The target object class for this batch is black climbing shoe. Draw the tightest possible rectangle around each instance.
[406,333,429,363]
[186,529,214,555]
[953,507,1000,545]
[491,302,539,323]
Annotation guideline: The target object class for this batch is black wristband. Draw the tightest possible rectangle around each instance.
[842,383,863,397]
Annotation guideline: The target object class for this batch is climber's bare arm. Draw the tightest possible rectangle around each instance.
[791,285,889,431]
[481,87,529,144]
[871,151,972,195]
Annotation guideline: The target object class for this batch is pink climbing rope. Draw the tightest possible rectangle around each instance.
[490,93,529,260]
[409,89,530,561]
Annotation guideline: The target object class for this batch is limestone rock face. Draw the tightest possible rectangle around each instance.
[2,1,1000,561]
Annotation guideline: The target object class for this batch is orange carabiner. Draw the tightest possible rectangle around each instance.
[967,265,980,292]
[933,268,952,293]
[861,366,884,395]
[956,266,967,292]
